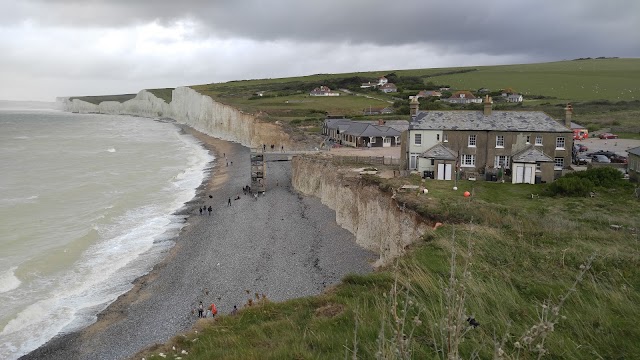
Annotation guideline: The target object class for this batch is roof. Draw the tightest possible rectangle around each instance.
[411,110,571,133]
[512,146,553,163]
[342,123,401,137]
[419,143,457,160]
[380,83,397,89]
[324,118,353,130]
[450,91,476,99]
[628,146,640,156]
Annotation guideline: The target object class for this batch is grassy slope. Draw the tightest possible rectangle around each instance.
[139,174,640,360]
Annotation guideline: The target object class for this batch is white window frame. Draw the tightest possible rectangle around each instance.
[443,134,448,142]
[535,135,543,146]
[494,155,510,168]
[496,135,505,148]
[414,133,422,146]
[461,154,476,167]
[383,137,391,144]
[526,135,531,144]
[370,137,376,143]
[555,137,565,150]
[554,157,564,170]
[468,134,477,147]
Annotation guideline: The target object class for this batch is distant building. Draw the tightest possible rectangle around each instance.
[323,118,407,148]
[506,94,524,103]
[445,90,482,104]
[309,86,340,96]
[628,146,640,182]
[416,90,442,98]
[377,77,389,86]
[379,83,398,93]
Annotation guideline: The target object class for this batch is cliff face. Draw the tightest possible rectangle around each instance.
[292,156,431,267]
[59,87,291,149]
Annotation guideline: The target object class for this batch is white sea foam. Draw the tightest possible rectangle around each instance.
[0,268,21,293]
[107,148,116,153]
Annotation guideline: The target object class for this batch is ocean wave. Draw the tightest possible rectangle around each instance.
[0,267,21,294]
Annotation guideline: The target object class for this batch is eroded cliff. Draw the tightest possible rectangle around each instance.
[59,87,291,149]
[292,156,431,266]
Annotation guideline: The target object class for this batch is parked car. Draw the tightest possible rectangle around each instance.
[577,144,588,152]
[586,150,617,159]
[598,133,619,139]
[591,154,611,163]
[610,155,628,164]
[574,155,589,165]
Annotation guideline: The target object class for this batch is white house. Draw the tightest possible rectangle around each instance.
[506,94,524,103]
[310,86,340,96]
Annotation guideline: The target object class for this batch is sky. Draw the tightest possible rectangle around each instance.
[1,0,639,101]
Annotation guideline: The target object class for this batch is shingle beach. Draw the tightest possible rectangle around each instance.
[21,126,376,360]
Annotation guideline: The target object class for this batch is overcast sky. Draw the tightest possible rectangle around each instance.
[1,0,638,101]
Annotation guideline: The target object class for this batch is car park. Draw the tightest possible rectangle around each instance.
[586,150,617,159]
[577,144,588,152]
[574,155,589,165]
[598,133,619,139]
[610,155,628,164]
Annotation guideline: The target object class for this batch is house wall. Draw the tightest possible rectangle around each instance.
[406,130,443,169]
[629,153,640,182]
[441,130,572,175]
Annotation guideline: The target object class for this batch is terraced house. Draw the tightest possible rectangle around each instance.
[401,97,574,184]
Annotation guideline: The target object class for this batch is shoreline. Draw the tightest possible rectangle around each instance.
[21,124,376,360]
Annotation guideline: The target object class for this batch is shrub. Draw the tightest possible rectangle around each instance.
[547,177,594,197]
[564,166,624,187]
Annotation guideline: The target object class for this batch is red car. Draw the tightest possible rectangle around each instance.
[598,133,619,139]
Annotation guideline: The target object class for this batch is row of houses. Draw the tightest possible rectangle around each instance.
[400,96,574,184]
[415,89,524,103]
[323,119,409,148]
[360,76,398,93]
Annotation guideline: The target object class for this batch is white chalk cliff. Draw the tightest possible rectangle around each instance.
[59,87,291,148]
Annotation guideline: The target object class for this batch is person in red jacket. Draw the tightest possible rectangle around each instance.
[210,303,217,318]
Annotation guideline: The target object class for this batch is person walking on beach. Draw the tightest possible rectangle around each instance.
[228,197,231,206]
[199,207,203,215]
[198,301,204,318]
[210,303,218,318]
[230,305,238,316]
[207,206,212,215]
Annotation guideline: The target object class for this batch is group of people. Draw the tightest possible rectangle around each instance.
[196,301,238,318]
[262,144,284,152]
[199,206,213,215]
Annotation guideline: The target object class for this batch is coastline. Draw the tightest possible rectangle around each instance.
[21,125,376,360]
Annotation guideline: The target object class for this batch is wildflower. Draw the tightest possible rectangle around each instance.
[497,348,505,356]
[514,341,522,349]
[181,350,188,354]
[413,316,422,326]
[158,353,166,358]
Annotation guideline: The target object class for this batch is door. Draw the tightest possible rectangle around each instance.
[524,166,533,184]
[437,163,452,180]
[515,165,524,183]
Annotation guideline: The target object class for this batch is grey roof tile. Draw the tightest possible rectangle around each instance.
[411,110,571,132]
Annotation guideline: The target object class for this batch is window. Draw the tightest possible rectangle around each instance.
[461,154,476,167]
[383,137,391,144]
[370,137,376,143]
[535,136,543,146]
[554,157,564,170]
[556,137,565,149]
[410,154,418,169]
[437,134,440,141]
[443,134,448,142]
[496,135,505,148]
[526,135,531,144]
[494,155,510,168]
[468,134,477,147]
[431,159,435,166]
[414,133,422,146]
[536,162,541,171]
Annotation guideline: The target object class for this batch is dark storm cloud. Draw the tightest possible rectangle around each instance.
[17,0,640,58]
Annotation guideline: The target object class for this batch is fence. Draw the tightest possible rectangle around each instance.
[334,156,400,166]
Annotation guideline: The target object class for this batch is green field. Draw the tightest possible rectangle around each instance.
[138,168,640,359]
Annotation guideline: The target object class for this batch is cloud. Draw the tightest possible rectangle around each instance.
[1,0,638,100]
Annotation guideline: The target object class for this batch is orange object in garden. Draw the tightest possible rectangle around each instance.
[463,191,471,197]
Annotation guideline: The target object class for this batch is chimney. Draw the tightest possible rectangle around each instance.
[410,97,420,117]
[564,103,573,128]
[483,95,493,116]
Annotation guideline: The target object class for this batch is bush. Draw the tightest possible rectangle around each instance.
[547,177,594,197]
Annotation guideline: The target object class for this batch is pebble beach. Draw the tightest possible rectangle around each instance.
[20,126,376,360]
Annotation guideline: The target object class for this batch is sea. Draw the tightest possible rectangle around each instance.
[0,105,213,359]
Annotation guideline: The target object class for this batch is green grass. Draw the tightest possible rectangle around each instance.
[147,88,174,103]
[139,174,640,360]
